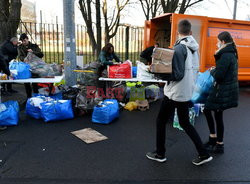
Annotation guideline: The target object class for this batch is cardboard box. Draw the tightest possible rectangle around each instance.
[150,48,174,74]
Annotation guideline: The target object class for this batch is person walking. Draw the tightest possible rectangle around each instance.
[0,37,19,93]
[18,33,44,98]
[203,31,239,154]
[146,20,213,166]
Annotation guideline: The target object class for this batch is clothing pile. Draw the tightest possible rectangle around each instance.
[24,52,63,78]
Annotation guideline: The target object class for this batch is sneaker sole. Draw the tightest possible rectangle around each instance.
[192,156,213,166]
[146,155,167,163]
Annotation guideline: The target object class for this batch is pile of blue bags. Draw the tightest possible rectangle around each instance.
[92,99,119,124]
[26,96,74,122]
[0,101,19,126]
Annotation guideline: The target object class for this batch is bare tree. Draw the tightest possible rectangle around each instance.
[139,0,161,20]
[96,0,101,56]
[161,0,204,14]
[102,0,129,44]
[0,0,22,43]
[79,0,101,55]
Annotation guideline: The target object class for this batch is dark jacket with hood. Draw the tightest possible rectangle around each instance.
[205,43,239,110]
[0,40,18,63]
[18,42,44,61]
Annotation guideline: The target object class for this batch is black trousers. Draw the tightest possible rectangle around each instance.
[24,83,39,98]
[204,109,224,142]
[1,62,12,90]
[156,96,208,157]
[1,83,12,90]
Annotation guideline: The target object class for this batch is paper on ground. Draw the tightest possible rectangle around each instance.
[71,128,108,144]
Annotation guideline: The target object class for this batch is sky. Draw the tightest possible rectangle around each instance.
[30,0,250,26]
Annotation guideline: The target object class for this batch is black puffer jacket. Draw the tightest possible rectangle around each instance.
[205,43,239,110]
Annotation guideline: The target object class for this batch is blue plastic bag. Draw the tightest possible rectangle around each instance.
[0,101,19,126]
[9,61,31,79]
[26,98,43,119]
[40,100,74,122]
[92,99,119,124]
[191,70,214,104]
[132,66,137,78]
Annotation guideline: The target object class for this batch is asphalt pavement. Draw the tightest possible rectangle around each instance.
[0,84,250,184]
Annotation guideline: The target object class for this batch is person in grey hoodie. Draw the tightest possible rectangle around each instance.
[146,20,213,166]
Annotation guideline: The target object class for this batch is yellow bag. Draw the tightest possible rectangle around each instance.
[124,102,138,111]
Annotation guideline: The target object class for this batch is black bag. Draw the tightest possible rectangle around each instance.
[61,86,81,113]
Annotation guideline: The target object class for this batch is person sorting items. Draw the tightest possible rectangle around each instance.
[18,33,44,98]
[140,43,159,65]
[0,37,19,95]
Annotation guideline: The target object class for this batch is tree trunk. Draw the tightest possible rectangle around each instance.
[86,22,97,54]
[96,0,102,56]
[79,0,97,55]
[0,0,22,43]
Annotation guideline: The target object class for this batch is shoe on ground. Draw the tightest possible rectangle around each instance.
[192,155,213,166]
[213,143,224,154]
[146,151,166,163]
[7,89,18,93]
[0,126,7,131]
[204,136,217,152]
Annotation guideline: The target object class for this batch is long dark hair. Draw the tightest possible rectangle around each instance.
[102,43,114,54]
[218,31,238,59]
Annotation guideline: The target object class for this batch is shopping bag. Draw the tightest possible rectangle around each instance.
[191,70,214,104]
[136,61,154,80]
[26,98,43,119]
[92,99,119,124]
[40,100,74,122]
[132,66,137,78]
[26,96,54,119]
[173,108,196,131]
[129,85,145,101]
[9,61,31,79]
[0,101,19,126]
[108,60,132,78]
[145,85,160,102]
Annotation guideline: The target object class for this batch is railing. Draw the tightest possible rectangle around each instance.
[14,22,144,65]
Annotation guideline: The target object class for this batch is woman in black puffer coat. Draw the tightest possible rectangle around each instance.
[204,31,239,154]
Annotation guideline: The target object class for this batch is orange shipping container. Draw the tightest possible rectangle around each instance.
[144,13,250,81]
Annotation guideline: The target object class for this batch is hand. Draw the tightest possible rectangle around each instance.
[149,64,152,71]
[209,66,215,71]
[27,49,33,52]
